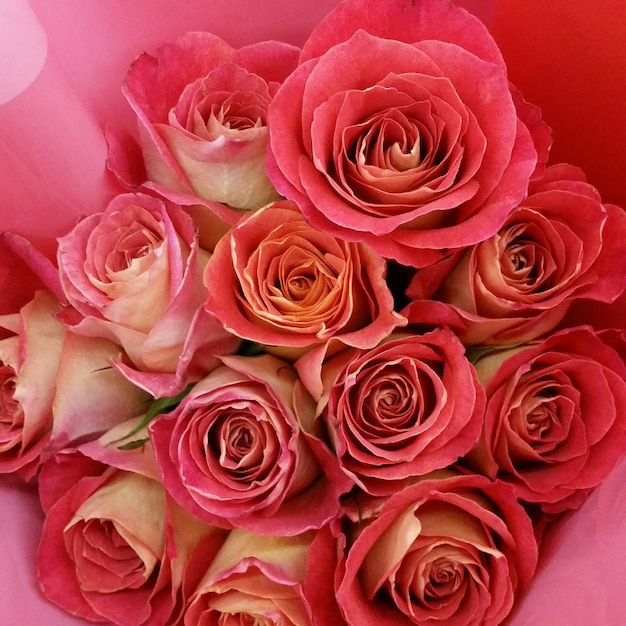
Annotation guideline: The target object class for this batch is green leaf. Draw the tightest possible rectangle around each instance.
[117,438,149,451]
[237,340,265,357]
[110,383,194,448]
[466,342,523,365]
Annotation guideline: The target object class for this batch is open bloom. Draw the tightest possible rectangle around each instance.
[334,473,538,625]
[37,424,227,626]
[110,31,300,221]
[472,326,626,514]
[405,164,626,344]
[204,200,403,359]
[57,192,239,396]
[298,329,485,495]
[150,353,351,535]
[267,0,538,267]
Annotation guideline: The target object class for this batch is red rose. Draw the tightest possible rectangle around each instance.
[472,327,626,514]
[405,164,626,345]
[297,329,484,495]
[267,0,538,267]
[334,473,537,625]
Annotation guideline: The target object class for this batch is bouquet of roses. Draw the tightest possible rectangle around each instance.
[1,0,625,624]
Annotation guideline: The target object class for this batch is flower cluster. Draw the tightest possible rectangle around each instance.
[2,1,625,624]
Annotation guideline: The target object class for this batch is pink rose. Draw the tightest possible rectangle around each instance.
[405,164,626,345]
[471,326,626,514]
[0,290,149,476]
[0,291,62,478]
[204,201,404,360]
[110,32,300,221]
[57,192,239,397]
[334,473,538,625]
[267,0,538,267]
[150,353,351,535]
[297,329,485,495]
[37,423,227,626]
[184,529,316,625]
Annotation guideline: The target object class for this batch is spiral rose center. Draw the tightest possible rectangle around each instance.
[114,227,161,273]
[71,518,150,592]
[508,379,569,459]
[207,409,276,483]
[499,221,556,294]
[0,364,19,422]
[355,362,438,441]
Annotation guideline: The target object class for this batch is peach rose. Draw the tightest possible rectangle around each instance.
[184,529,316,625]
[204,201,404,360]
[0,291,149,477]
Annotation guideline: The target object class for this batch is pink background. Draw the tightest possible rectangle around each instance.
[0,1,624,623]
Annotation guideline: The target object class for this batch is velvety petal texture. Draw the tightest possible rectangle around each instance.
[335,473,538,625]
[472,327,626,514]
[57,192,239,396]
[0,291,63,478]
[150,354,351,535]
[204,201,404,359]
[184,529,316,625]
[267,0,539,267]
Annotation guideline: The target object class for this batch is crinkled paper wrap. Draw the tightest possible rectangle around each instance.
[0,1,624,623]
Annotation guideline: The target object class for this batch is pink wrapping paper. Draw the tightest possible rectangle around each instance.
[0,1,624,623]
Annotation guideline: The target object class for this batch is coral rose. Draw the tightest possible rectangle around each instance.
[267,0,538,267]
[204,201,403,360]
[297,329,484,495]
[405,164,626,345]
[184,529,316,625]
[335,473,537,625]
[150,354,351,535]
[471,327,626,514]
[37,423,227,626]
